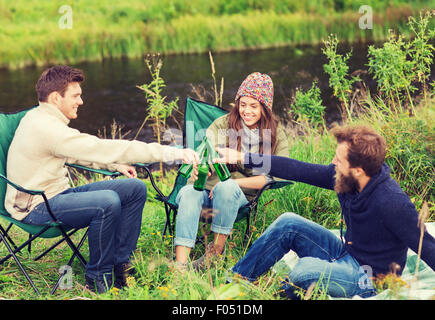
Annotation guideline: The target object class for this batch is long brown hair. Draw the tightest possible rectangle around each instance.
[227,98,279,155]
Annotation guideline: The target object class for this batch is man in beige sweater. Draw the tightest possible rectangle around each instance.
[5,65,198,293]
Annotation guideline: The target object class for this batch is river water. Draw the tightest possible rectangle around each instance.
[0,42,396,143]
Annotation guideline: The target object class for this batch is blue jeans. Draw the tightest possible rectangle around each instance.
[175,179,249,248]
[22,178,147,281]
[232,212,377,299]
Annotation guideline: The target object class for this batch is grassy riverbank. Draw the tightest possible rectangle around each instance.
[0,0,433,69]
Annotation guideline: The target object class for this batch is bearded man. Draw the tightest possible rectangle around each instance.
[217,125,435,299]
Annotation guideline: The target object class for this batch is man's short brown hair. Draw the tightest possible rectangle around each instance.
[332,125,386,177]
[35,65,84,102]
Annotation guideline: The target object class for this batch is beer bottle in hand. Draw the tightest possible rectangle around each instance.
[206,141,231,182]
[178,137,208,178]
[193,148,209,191]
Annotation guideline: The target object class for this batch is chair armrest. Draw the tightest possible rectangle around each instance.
[245,179,293,210]
[0,174,59,223]
[133,162,156,172]
[133,163,168,200]
[65,163,122,178]
[0,174,44,196]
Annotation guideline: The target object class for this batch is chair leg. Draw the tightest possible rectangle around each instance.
[0,226,51,265]
[162,204,171,237]
[163,205,177,238]
[0,223,18,250]
[50,229,88,294]
[33,229,81,261]
[0,231,40,295]
[171,208,177,235]
[58,227,88,268]
[27,234,32,254]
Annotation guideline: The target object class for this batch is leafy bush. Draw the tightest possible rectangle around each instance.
[289,81,326,130]
[322,34,359,120]
[368,11,435,112]
[367,32,416,111]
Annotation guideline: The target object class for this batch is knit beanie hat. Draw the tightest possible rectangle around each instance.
[235,72,274,111]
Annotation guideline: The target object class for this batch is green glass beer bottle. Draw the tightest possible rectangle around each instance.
[178,137,208,178]
[213,162,231,182]
[206,140,231,182]
[193,148,209,191]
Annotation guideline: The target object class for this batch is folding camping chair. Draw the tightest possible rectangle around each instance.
[0,107,121,295]
[138,97,293,246]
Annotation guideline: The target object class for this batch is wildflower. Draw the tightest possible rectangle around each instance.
[126,276,136,287]
[110,287,120,296]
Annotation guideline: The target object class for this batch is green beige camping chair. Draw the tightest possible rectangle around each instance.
[0,107,121,295]
[139,97,293,246]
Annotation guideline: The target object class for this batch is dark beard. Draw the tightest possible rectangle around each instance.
[334,170,359,194]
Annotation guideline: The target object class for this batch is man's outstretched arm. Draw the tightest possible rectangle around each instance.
[216,148,336,190]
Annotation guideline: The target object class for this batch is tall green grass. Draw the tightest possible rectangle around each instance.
[0,0,432,69]
[356,95,435,219]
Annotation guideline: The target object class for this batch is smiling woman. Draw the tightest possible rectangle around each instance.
[238,96,262,129]
[172,72,290,268]
[229,72,279,154]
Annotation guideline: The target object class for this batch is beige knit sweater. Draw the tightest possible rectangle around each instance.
[5,102,180,220]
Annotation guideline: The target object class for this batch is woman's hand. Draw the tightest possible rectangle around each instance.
[208,181,218,199]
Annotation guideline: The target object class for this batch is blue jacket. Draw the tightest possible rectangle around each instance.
[245,153,435,276]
